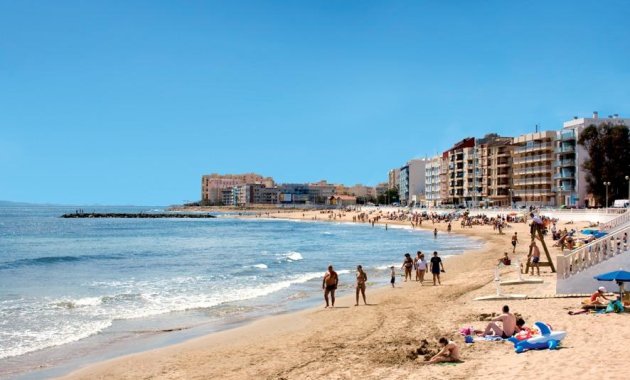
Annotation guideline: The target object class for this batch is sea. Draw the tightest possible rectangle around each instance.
[0,205,480,378]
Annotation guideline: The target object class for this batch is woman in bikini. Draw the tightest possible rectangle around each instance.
[401,253,414,282]
[355,265,368,306]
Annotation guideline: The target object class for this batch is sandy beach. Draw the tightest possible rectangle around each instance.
[60,209,630,380]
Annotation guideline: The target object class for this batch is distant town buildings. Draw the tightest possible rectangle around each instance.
[201,112,627,208]
[384,111,628,208]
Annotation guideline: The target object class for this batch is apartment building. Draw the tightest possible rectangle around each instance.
[444,138,476,206]
[424,155,442,207]
[388,168,400,190]
[201,173,274,205]
[557,112,630,207]
[477,134,513,206]
[512,131,556,206]
[398,159,427,206]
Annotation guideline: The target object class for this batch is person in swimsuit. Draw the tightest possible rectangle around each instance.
[483,305,516,338]
[511,232,518,253]
[414,251,422,282]
[401,253,414,282]
[430,251,443,286]
[529,241,541,276]
[390,266,396,287]
[589,286,610,305]
[427,338,460,364]
[416,252,427,284]
[355,265,368,306]
[322,265,338,308]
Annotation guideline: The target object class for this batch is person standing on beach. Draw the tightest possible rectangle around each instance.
[390,266,396,287]
[416,252,427,284]
[511,232,519,253]
[528,241,541,276]
[355,265,368,306]
[401,253,414,282]
[430,251,444,286]
[322,265,338,308]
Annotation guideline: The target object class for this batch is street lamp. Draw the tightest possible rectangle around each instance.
[508,188,513,209]
[626,175,629,201]
[603,181,611,212]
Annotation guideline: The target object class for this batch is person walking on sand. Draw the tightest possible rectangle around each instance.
[430,251,444,286]
[414,251,422,281]
[416,252,427,284]
[511,232,519,253]
[401,253,414,282]
[528,241,541,276]
[426,338,460,364]
[483,305,516,338]
[322,265,338,308]
[390,266,396,288]
[355,265,368,306]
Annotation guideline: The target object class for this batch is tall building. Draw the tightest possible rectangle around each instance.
[512,131,556,206]
[388,168,400,190]
[424,156,442,207]
[444,138,476,206]
[557,112,630,207]
[477,134,513,207]
[201,173,274,205]
[398,159,427,206]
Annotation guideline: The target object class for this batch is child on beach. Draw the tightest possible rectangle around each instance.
[427,338,460,364]
[390,266,396,288]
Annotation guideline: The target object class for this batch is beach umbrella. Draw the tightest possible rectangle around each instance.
[594,270,630,298]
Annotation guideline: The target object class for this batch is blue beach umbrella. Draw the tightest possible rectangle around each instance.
[594,270,630,297]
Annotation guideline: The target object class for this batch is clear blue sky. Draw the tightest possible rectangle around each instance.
[1,1,629,205]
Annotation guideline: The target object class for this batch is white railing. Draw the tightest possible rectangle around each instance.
[600,209,630,230]
[556,222,629,280]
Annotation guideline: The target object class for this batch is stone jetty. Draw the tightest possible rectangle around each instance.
[61,213,216,219]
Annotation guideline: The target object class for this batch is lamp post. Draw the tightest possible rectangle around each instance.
[603,181,611,213]
[626,175,629,202]
[508,188,513,209]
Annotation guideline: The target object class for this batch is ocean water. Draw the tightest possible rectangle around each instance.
[0,205,480,377]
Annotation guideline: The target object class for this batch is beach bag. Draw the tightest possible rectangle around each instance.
[606,300,624,313]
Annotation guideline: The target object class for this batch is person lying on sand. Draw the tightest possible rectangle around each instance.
[483,305,516,338]
[427,338,460,364]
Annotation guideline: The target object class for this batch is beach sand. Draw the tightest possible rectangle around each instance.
[61,210,630,380]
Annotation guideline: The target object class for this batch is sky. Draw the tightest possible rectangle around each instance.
[1,0,629,205]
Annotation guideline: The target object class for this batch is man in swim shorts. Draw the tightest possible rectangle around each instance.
[483,305,516,338]
[323,265,339,308]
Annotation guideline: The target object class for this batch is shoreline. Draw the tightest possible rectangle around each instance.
[8,214,470,379]
[52,210,630,379]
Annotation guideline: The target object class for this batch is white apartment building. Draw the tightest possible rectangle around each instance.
[557,112,630,207]
[398,159,427,206]
[424,155,442,207]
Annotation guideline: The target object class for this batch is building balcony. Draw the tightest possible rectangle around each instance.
[512,165,552,176]
[560,131,576,141]
[553,172,575,179]
[513,177,552,186]
[552,186,574,193]
[556,159,576,167]
[513,154,553,165]
[512,189,554,196]
[554,145,575,154]
[513,142,554,154]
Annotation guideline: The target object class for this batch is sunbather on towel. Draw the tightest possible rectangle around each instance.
[483,305,516,338]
